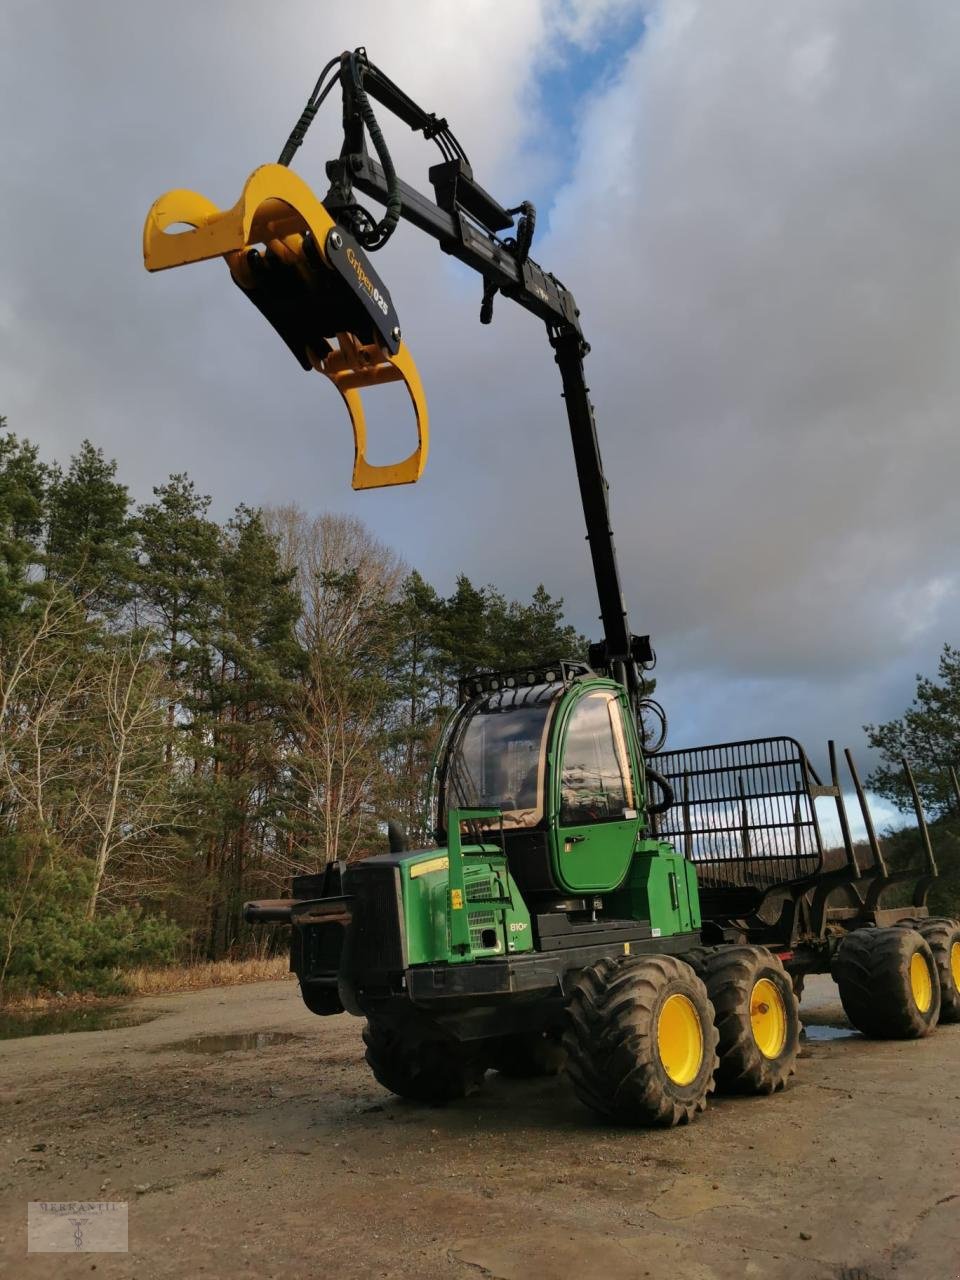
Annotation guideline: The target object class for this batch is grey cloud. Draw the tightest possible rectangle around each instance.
[538,1,960,753]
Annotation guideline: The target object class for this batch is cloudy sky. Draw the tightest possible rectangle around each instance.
[2,0,958,813]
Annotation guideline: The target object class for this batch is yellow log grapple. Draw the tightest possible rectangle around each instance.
[143,163,427,490]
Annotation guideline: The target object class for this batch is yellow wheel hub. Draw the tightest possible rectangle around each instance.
[657,993,704,1086]
[750,978,788,1059]
[910,951,933,1013]
[951,941,960,993]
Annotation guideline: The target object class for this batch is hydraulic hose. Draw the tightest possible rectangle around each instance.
[645,767,674,817]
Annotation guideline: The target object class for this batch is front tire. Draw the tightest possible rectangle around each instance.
[563,954,718,1127]
[832,927,940,1038]
[687,946,800,1094]
[362,1017,485,1104]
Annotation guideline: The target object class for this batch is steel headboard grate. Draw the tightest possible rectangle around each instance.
[652,737,824,890]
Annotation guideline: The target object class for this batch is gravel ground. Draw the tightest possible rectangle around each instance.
[1,974,957,1280]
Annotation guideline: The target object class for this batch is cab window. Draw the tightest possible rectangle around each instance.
[559,691,635,825]
[441,683,561,830]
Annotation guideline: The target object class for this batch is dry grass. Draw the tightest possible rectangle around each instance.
[125,956,292,996]
[2,990,114,1013]
[2,956,292,1010]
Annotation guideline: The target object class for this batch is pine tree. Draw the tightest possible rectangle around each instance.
[46,440,135,613]
[486,582,587,671]
[136,475,224,950]
[385,570,443,838]
[205,507,302,952]
[865,645,960,918]
[433,575,494,696]
[136,474,221,741]
[866,643,960,816]
[0,425,47,629]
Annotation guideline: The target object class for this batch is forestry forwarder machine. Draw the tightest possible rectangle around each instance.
[144,49,960,1126]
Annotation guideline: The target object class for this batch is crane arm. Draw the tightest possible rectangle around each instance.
[143,47,662,738]
[319,50,655,711]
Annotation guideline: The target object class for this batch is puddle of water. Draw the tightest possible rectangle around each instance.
[158,1031,299,1055]
[0,1006,159,1040]
[803,1023,860,1041]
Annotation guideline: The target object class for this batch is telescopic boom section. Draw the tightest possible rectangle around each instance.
[324,51,647,703]
[550,329,634,676]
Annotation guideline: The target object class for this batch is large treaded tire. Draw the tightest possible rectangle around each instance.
[362,1018,485,1104]
[832,927,940,1039]
[487,1031,564,1078]
[908,918,960,1024]
[686,946,800,1095]
[562,954,718,1127]
[299,982,344,1016]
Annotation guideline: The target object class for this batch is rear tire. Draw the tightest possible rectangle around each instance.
[908,918,960,1024]
[687,946,800,1094]
[563,954,718,1127]
[832,927,940,1038]
[362,1017,485,1104]
[488,1031,564,1078]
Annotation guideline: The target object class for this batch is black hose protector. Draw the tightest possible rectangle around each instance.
[277,54,340,167]
[645,767,674,817]
[350,53,402,249]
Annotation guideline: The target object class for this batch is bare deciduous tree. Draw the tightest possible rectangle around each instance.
[265,505,406,655]
[0,588,94,999]
[285,651,386,867]
[78,634,179,920]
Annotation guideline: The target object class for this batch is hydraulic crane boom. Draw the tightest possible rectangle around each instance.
[319,50,655,716]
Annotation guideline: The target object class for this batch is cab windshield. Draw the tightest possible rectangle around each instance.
[442,683,561,830]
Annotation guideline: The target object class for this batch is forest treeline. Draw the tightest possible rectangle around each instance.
[3,418,956,999]
[0,423,585,998]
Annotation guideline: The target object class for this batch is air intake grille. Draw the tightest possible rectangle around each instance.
[463,872,502,953]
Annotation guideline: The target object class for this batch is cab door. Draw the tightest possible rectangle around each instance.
[550,687,643,894]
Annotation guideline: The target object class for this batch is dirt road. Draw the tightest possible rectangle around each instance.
[1,975,957,1280]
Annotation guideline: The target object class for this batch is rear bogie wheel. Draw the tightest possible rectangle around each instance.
[563,954,718,1127]
[362,1017,485,1104]
[687,946,800,1095]
[906,918,960,1024]
[832,927,940,1038]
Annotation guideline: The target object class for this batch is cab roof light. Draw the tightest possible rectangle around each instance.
[456,659,596,704]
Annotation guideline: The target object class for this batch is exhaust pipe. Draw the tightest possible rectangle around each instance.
[243,899,294,924]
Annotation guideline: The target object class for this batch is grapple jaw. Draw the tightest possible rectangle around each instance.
[143,164,428,490]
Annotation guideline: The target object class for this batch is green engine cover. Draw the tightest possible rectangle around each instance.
[399,847,534,966]
[603,840,702,936]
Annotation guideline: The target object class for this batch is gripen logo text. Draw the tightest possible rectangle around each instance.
[346,247,389,316]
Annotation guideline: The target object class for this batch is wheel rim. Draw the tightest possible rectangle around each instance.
[750,978,788,1059]
[909,951,933,1013]
[657,993,703,1086]
[951,942,960,992]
